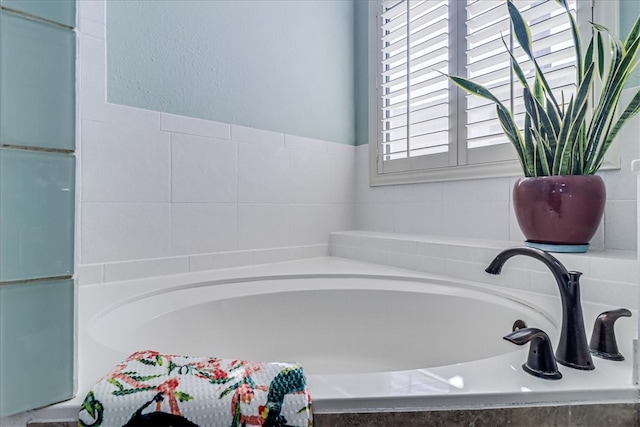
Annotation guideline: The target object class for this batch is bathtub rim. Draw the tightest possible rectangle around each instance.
[40,257,640,419]
[86,272,561,376]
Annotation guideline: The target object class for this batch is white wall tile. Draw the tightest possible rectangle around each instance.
[393,182,443,204]
[605,200,637,251]
[81,202,171,264]
[252,245,328,265]
[393,202,444,235]
[79,18,105,40]
[354,145,394,205]
[78,0,105,26]
[580,278,638,308]
[289,204,354,246]
[237,142,289,203]
[161,113,230,139]
[238,204,290,250]
[356,203,395,232]
[442,177,511,203]
[171,203,238,255]
[327,148,356,204]
[81,119,171,202]
[290,204,332,246]
[284,134,328,153]
[290,150,332,204]
[76,264,104,286]
[231,125,284,146]
[171,134,237,203]
[415,255,448,276]
[590,255,637,284]
[104,256,189,282]
[441,202,511,240]
[189,251,254,272]
[78,35,106,115]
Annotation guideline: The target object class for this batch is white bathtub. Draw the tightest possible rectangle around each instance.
[33,257,638,421]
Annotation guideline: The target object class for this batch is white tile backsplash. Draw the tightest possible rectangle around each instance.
[171,203,238,255]
[238,204,290,250]
[237,142,290,204]
[284,134,328,153]
[330,230,637,308]
[289,150,333,204]
[604,200,637,252]
[104,256,190,282]
[81,120,171,202]
[393,202,444,235]
[231,125,285,147]
[81,202,172,264]
[289,204,354,246]
[161,113,230,139]
[171,133,237,203]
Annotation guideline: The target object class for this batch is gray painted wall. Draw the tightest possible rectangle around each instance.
[107,0,356,145]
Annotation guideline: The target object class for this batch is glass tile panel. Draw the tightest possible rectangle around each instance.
[0,149,75,282]
[0,0,75,27]
[0,12,75,150]
[0,279,74,417]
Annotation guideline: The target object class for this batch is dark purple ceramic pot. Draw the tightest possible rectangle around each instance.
[513,175,606,245]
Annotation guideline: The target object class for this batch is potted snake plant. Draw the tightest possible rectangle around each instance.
[449,0,640,252]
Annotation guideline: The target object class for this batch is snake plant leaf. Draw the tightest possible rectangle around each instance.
[587,32,624,156]
[447,75,506,108]
[553,64,594,175]
[624,11,640,50]
[524,114,535,173]
[502,36,528,87]
[532,75,544,105]
[565,93,590,171]
[553,95,574,175]
[524,83,559,147]
[507,0,533,59]
[530,126,552,176]
[496,105,532,175]
[556,0,582,78]
[588,89,640,174]
[545,103,562,143]
[508,0,560,110]
[595,30,605,80]
[588,35,640,165]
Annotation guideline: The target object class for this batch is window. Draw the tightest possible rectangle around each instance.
[369,0,616,185]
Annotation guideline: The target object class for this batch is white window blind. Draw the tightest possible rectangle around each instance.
[375,0,580,182]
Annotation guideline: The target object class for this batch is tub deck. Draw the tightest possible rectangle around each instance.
[24,257,639,423]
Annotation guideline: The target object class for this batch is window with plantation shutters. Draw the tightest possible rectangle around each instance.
[371,0,586,185]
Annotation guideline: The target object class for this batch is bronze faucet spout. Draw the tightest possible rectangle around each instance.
[486,247,594,370]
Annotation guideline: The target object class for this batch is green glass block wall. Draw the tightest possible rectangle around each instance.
[0,0,76,417]
[0,11,75,151]
[0,0,75,27]
[0,149,75,282]
[0,280,74,415]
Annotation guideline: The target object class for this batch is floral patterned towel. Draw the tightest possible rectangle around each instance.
[78,350,312,427]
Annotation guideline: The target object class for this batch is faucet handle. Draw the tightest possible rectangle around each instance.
[589,308,632,361]
[504,327,562,380]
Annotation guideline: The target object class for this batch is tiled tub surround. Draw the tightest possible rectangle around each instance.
[78,119,355,283]
[75,0,355,285]
[330,231,637,309]
[18,258,639,426]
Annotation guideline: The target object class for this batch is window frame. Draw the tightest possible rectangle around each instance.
[368,0,621,187]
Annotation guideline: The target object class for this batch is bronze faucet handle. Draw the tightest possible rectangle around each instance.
[504,327,562,380]
[589,308,632,361]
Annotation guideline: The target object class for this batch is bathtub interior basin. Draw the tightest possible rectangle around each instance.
[89,276,556,375]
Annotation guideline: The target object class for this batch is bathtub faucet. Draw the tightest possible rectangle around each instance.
[485,247,594,371]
